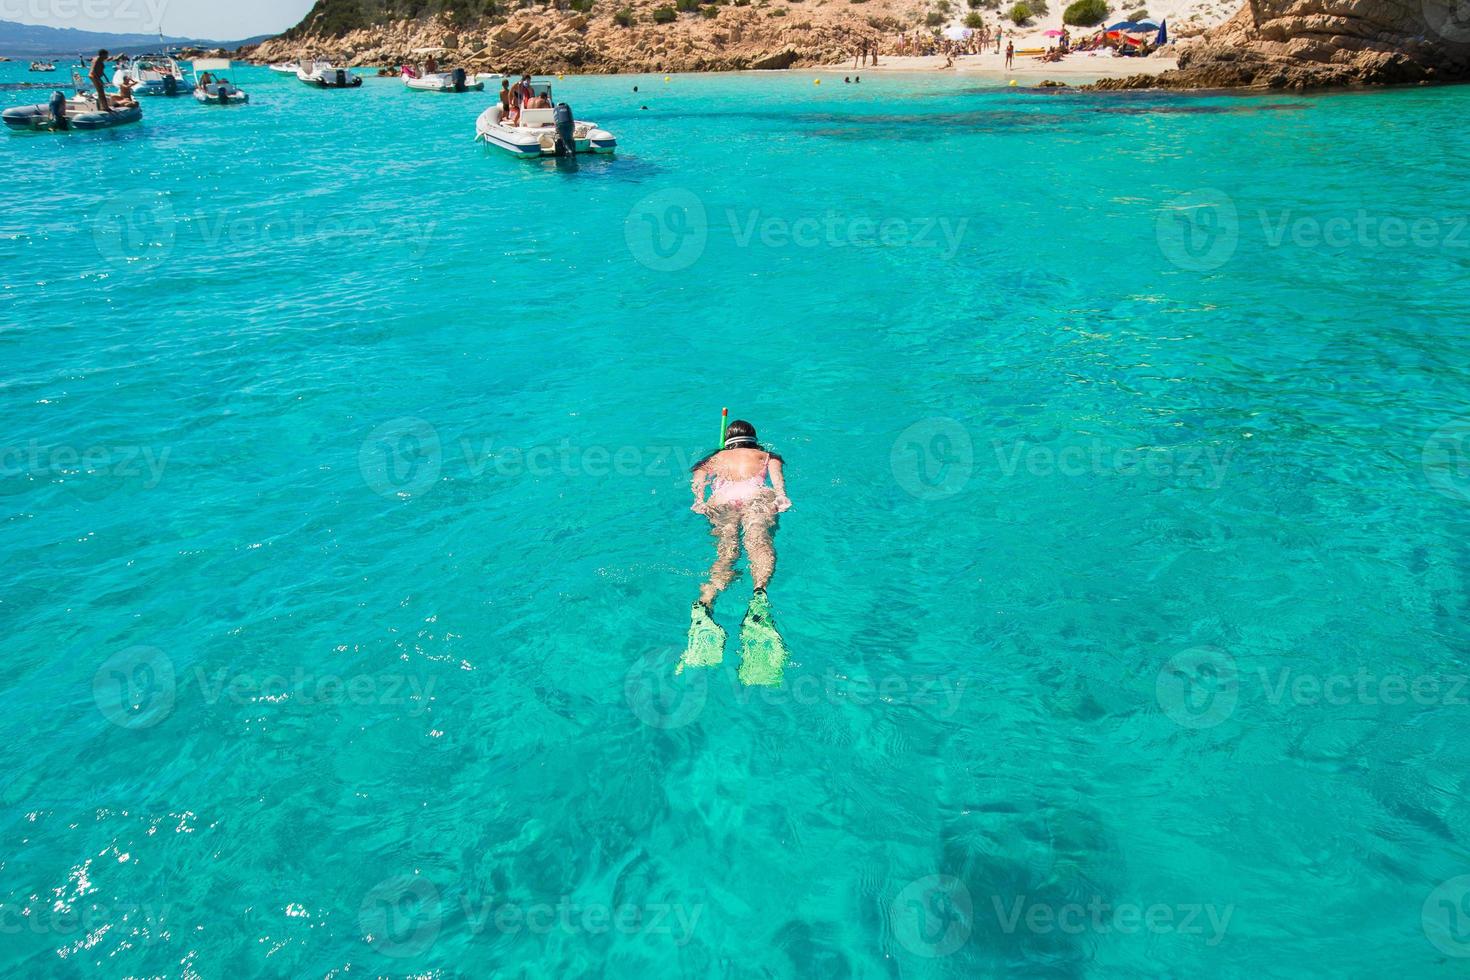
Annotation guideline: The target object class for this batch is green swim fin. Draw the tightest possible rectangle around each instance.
[677,601,726,674]
[738,589,789,687]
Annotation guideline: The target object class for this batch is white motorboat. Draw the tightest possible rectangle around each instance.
[268,61,300,74]
[4,88,142,131]
[29,61,56,72]
[296,60,361,88]
[191,58,249,105]
[475,86,615,157]
[474,72,503,85]
[403,68,483,92]
[112,54,190,96]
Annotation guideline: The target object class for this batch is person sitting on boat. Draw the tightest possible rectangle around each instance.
[89,49,110,109]
[197,71,214,88]
[113,80,139,108]
[425,54,439,74]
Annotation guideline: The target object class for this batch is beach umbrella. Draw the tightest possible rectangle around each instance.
[1044,29,1064,36]
[1155,19,1168,44]
[1135,18,1159,28]
[1106,20,1145,30]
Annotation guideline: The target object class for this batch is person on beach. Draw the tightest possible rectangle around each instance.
[89,49,109,109]
[689,420,791,610]
[1005,40,1014,69]
[682,420,792,684]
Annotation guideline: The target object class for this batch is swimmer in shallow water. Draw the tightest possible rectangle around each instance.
[681,419,791,685]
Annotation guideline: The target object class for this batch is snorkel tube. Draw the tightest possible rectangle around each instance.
[719,407,728,449]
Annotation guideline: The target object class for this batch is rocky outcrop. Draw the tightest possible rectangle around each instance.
[247,0,916,75]
[1091,0,1470,90]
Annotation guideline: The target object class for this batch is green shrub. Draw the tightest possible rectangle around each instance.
[963,10,983,25]
[1007,0,1030,21]
[652,4,676,20]
[1062,0,1106,24]
[568,0,594,10]
[924,10,943,24]
[1128,6,1146,17]
[769,6,786,13]
[675,0,699,10]
[701,3,719,14]
[613,6,633,22]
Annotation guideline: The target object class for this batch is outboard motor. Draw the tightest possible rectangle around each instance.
[335,69,347,86]
[163,74,177,96]
[553,102,576,158]
[49,89,68,129]
[452,67,466,92]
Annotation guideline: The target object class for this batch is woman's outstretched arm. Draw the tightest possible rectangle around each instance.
[769,457,791,511]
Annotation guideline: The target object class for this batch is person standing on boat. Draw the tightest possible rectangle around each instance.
[89,49,109,109]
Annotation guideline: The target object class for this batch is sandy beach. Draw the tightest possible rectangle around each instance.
[816,50,1177,82]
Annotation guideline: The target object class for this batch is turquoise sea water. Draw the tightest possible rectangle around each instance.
[4,63,1470,975]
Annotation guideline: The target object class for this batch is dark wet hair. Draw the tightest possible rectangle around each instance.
[692,419,783,471]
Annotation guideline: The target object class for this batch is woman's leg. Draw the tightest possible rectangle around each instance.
[699,506,741,607]
[740,494,780,592]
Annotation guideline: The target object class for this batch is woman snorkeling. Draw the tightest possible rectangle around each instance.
[681,419,791,685]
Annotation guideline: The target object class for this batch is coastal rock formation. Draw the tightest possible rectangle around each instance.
[1091,0,1470,90]
[248,0,919,75]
